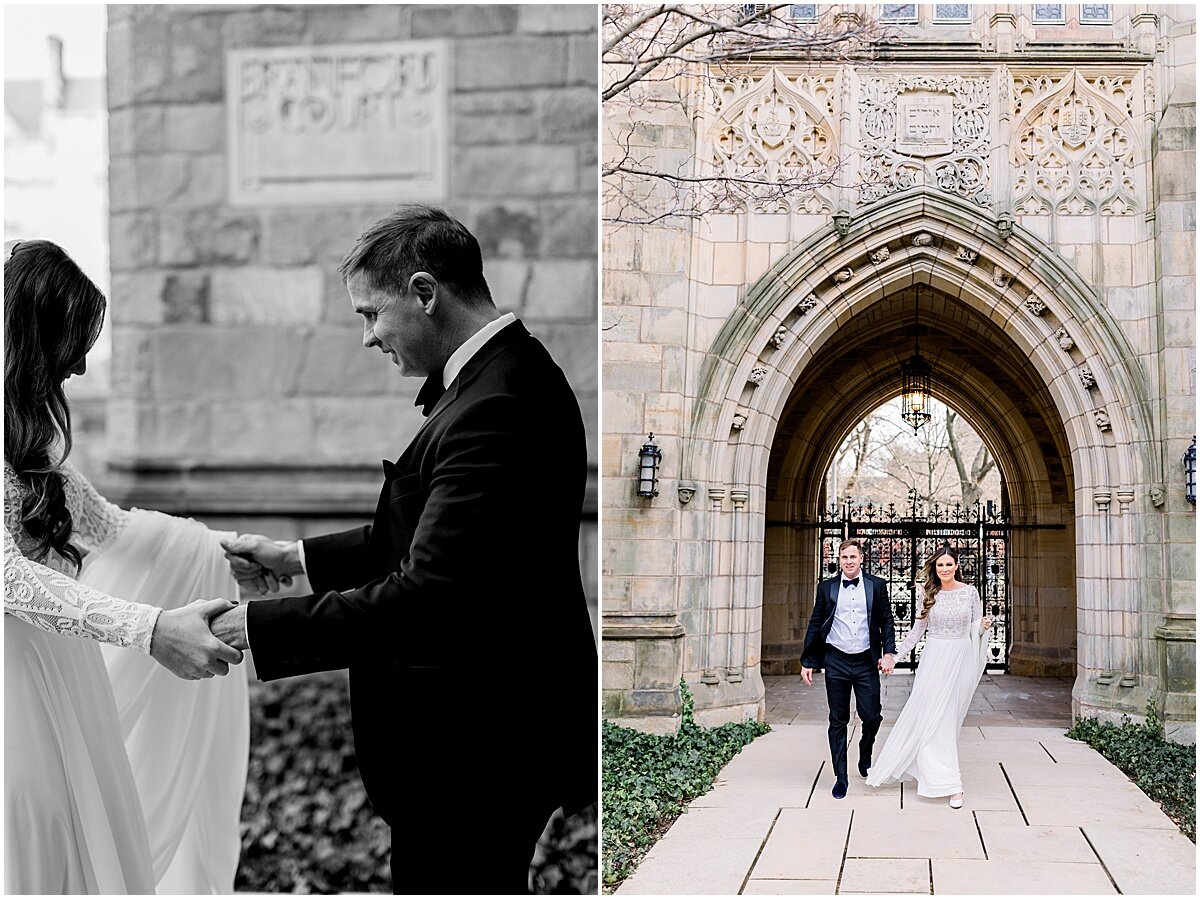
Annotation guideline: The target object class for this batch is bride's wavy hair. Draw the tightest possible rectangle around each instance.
[3,240,106,571]
[918,543,965,619]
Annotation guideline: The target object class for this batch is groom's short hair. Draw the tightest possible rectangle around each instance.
[339,205,494,308]
[837,539,864,556]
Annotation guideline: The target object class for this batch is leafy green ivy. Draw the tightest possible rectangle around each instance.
[235,670,596,893]
[1066,698,1195,843]
[602,681,770,891]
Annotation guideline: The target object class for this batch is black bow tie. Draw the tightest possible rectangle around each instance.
[415,370,446,416]
[842,577,859,589]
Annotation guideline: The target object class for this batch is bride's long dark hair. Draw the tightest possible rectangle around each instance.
[4,240,106,571]
[918,543,966,620]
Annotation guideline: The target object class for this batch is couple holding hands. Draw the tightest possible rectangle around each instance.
[801,539,994,807]
[4,206,595,895]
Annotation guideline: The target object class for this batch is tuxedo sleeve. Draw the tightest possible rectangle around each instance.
[301,524,375,594]
[800,585,828,669]
[878,578,896,656]
[247,394,525,680]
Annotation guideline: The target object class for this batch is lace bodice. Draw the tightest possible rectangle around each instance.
[894,584,983,660]
[4,461,159,653]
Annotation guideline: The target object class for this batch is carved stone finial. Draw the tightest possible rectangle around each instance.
[769,326,789,350]
[870,246,890,264]
[748,365,768,386]
[795,293,817,316]
[731,409,750,431]
[1024,293,1047,316]
[1056,327,1074,351]
[1094,409,1112,432]
[956,247,978,264]
[992,265,1012,288]
[912,232,934,247]
[1079,366,1096,389]
[833,268,854,283]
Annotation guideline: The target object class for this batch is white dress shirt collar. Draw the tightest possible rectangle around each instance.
[442,312,517,389]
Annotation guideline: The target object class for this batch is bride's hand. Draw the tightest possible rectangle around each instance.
[981,617,993,631]
[150,599,244,679]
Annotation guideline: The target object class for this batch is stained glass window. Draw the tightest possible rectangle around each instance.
[881,4,917,22]
[1080,4,1111,23]
[790,4,818,20]
[934,4,971,21]
[1033,4,1065,22]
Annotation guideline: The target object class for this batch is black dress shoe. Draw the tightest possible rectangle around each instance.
[858,758,871,777]
[832,780,848,799]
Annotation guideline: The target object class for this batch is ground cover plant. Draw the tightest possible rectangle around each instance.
[602,681,771,891]
[236,670,596,892]
[1066,698,1196,842]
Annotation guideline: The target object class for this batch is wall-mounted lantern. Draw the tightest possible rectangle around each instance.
[637,433,662,498]
[1185,436,1196,506]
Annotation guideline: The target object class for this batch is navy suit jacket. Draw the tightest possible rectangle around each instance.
[246,321,596,825]
[800,571,897,669]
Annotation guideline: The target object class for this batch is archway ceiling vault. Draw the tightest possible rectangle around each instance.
[767,284,1073,516]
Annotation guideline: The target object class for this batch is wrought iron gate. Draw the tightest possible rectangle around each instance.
[818,496,1010,671]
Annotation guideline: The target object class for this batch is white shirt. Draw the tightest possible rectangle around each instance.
[251,312,519,647]
[827,576,871,654]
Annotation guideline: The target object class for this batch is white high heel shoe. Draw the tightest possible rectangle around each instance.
[949,792,964,809]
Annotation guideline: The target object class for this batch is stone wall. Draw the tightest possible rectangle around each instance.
[104,4,599,623]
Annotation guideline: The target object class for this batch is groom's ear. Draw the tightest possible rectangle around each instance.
[408,271,438,315]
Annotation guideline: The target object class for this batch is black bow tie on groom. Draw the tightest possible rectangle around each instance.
[415,369,446,416]
[842,577,859,588]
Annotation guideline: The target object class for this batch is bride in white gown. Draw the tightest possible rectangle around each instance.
[865,544,992,807]
[4,239,249,893]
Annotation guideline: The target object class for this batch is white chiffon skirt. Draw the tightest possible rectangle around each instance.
[5,617,157,894]
[865,628,989,798]
[88,509,249,894]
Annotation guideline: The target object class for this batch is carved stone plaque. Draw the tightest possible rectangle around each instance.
[896,90,954,157]
[227,41,449,206]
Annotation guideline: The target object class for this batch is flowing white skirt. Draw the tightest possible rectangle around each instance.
[865,626,989,798]
[5,617,157,894]
[87,509,249,894]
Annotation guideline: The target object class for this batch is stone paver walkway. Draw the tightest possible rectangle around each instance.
[616,675,1195,896]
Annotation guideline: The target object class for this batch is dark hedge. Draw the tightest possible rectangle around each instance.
[234,670,596,893]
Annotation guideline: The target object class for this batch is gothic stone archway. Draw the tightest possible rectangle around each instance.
[680,190,1167,729]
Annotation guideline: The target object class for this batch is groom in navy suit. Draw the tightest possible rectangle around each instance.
[801,539,896,798]
[211,205,596,894]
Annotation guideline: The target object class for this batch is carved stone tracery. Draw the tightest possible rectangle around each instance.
[1011,69,1139,215]
[710,68,838,213]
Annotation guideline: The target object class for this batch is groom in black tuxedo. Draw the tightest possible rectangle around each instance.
[211,205,596,894]
[801,539,895,799]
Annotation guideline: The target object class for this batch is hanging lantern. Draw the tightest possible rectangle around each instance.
[899,283,933,432]
[900,348,932,432]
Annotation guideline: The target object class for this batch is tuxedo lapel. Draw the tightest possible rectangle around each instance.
[865,575,875,618]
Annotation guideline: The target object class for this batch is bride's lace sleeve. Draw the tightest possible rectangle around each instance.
[4,467,160,654]
[60,460,133,554]
[973,585,985,633]
[894,613,928,661]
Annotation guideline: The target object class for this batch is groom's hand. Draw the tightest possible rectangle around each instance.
[879,653,895,675]
[801,666,813,686]
[151,598,244,680]
[221,534,301,595]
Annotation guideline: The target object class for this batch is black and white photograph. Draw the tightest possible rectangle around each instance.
[4,3,599,894]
